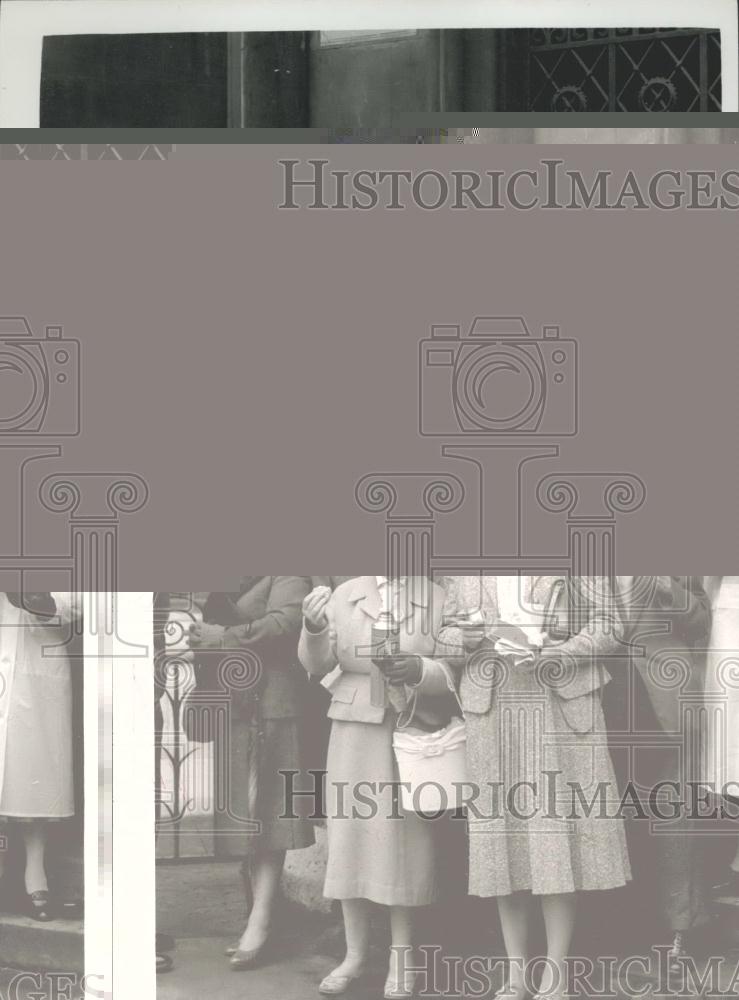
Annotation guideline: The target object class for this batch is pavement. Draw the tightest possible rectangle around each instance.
[155,931,739,1000]
[156,863,739,1000]
[156,936,339,1000]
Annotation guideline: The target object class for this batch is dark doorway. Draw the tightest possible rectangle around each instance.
[40,33,228,127]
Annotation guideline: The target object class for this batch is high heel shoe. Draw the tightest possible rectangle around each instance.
[230,939,270,971]
[26,890,53,922]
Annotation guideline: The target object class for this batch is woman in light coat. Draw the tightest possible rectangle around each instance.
[299,576,457,1000]
[0,591,81,920]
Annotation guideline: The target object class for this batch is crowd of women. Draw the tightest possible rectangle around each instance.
[176,576,739,999]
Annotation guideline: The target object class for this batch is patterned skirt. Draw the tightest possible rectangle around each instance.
[466,669,631,897]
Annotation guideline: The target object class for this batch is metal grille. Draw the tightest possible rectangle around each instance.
[156,594,224,862]
[528,28,721,111]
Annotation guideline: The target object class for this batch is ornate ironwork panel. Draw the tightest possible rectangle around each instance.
[156,593,220,861]
[528,28,721,111]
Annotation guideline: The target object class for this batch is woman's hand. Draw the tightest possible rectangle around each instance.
[188,621,226,650]
[376,654,423,686]
[303,586,331,632]
[460,625,487,653]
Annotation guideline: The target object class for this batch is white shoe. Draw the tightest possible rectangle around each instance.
[383,971,416,999]
[318,968,367,995]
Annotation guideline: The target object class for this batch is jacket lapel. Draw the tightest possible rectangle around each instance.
[347,576,382,622]
[347,576,431,627]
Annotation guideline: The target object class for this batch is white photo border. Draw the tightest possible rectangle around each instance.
[110,593,156,1000]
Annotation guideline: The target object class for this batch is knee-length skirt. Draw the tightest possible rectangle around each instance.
[466,670,631,897]
[214,717,315,856]
[323,715,440,906]
[0,658,74,819]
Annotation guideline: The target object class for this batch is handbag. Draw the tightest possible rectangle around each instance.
[392,663,468,815]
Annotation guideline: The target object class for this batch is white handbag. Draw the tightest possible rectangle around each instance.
[392,665,467,814]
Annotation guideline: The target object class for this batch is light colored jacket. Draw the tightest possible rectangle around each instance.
[437,576,629,733]
[298,576,456,727]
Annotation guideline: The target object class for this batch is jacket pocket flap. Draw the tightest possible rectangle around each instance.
[330,683,357,705]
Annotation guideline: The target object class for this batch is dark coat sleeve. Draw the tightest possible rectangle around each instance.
[222,576,310,656]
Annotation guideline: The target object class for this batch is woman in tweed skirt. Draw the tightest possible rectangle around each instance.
[440,575,631,1000]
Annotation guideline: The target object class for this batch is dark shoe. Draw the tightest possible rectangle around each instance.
[156,953,174,974]
[26,891,53,922]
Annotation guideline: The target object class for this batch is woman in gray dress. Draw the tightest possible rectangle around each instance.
[440,576,631,1000]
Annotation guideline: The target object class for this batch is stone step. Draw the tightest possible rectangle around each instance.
[0,914,83,974]
[283,825,332,915]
